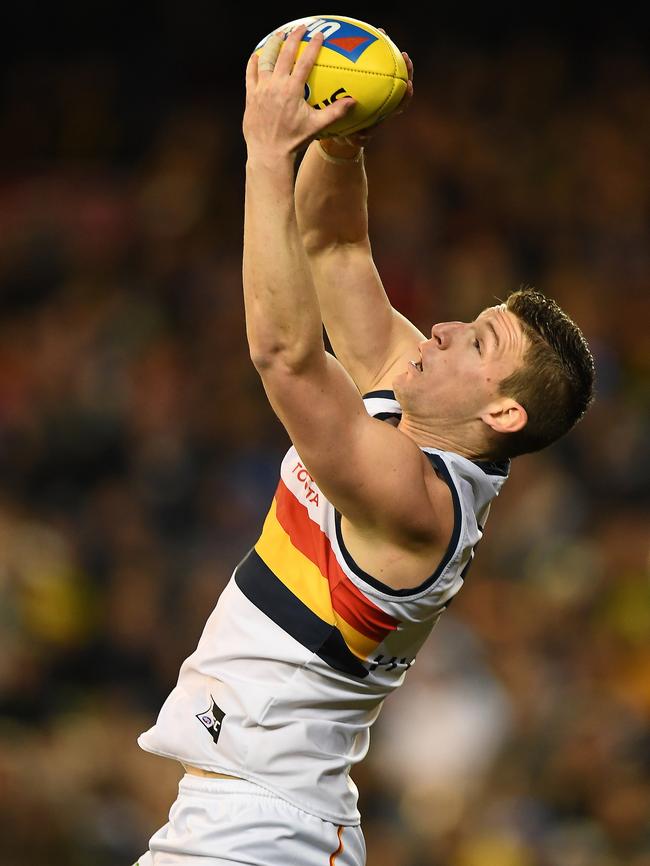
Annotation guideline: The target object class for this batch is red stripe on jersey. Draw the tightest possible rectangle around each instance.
[274,480,399,641]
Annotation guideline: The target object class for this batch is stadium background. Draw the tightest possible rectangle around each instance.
[1,5,648,864]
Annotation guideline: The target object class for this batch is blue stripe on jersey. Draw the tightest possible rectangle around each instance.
[362,389,398,399]
[234,549,370,679]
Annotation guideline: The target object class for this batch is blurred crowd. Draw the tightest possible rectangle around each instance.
[0,23,648,866]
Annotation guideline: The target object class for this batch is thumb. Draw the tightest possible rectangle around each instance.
[332,96,357,118]
[314,96,356,132]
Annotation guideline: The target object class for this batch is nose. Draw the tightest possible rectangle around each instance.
[430,321,464,349]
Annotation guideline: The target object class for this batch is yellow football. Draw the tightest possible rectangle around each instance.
[254,15,408,139]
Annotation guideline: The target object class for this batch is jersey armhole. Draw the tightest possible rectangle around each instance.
[333,453,464,598]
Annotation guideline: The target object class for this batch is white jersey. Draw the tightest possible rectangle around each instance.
[138,391,510,825]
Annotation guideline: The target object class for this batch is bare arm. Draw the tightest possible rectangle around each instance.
[294,53,425,394]
[241,28,450,559]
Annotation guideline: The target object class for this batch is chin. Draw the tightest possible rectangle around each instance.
[391,376,405,400]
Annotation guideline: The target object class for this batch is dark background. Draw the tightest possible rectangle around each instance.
[0,5,648,865]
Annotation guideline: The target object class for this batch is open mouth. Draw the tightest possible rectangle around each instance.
[409,360,423,372]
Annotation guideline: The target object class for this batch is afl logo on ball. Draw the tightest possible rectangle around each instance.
[305,18,378,63]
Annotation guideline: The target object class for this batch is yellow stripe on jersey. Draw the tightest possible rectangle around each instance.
[255,500,379,660]
[334,615,378,661]
[255,499,335,626]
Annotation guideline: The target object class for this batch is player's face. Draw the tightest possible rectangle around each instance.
[393,304,529,425]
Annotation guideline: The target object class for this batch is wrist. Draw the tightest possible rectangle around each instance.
[316,139,363,164]
[246,148,297,172]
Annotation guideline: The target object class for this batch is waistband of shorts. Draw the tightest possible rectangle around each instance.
[179,773,276,797]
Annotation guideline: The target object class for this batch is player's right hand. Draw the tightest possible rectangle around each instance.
[244,25,356,157]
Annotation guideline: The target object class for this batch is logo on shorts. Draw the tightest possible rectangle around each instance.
[196,697,225,745]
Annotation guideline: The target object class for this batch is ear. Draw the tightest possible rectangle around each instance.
[480,398,528,435]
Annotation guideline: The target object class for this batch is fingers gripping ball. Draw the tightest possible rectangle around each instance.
[257,32,284,73]
[253,16,408,139]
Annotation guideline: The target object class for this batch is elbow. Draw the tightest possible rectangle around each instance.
[299,225,338,256]
[301,231,369,257]
[250,344,323,377]
[249,348,279,373]
[299,229,326,257]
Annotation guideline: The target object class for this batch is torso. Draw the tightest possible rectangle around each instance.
[182,763,242,779]
[137,392,506,826]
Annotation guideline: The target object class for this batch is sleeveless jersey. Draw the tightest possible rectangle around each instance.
[137,391,510,825]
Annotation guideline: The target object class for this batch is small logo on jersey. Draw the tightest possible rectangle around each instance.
[369,654,415,673]
[196,697,225,745]
[291,461,320,505]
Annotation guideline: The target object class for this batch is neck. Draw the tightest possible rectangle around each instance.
[397,413,492,460]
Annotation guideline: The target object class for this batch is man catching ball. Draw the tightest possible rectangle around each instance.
[134,24,594,866]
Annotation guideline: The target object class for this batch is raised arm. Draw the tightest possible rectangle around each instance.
[294,52,425,395]
[241,27,451,566]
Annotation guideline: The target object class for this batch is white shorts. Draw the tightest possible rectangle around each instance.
[133,774,366,866]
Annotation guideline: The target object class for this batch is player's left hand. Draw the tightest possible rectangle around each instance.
[243,24,357,157]
[328,29,414,151]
